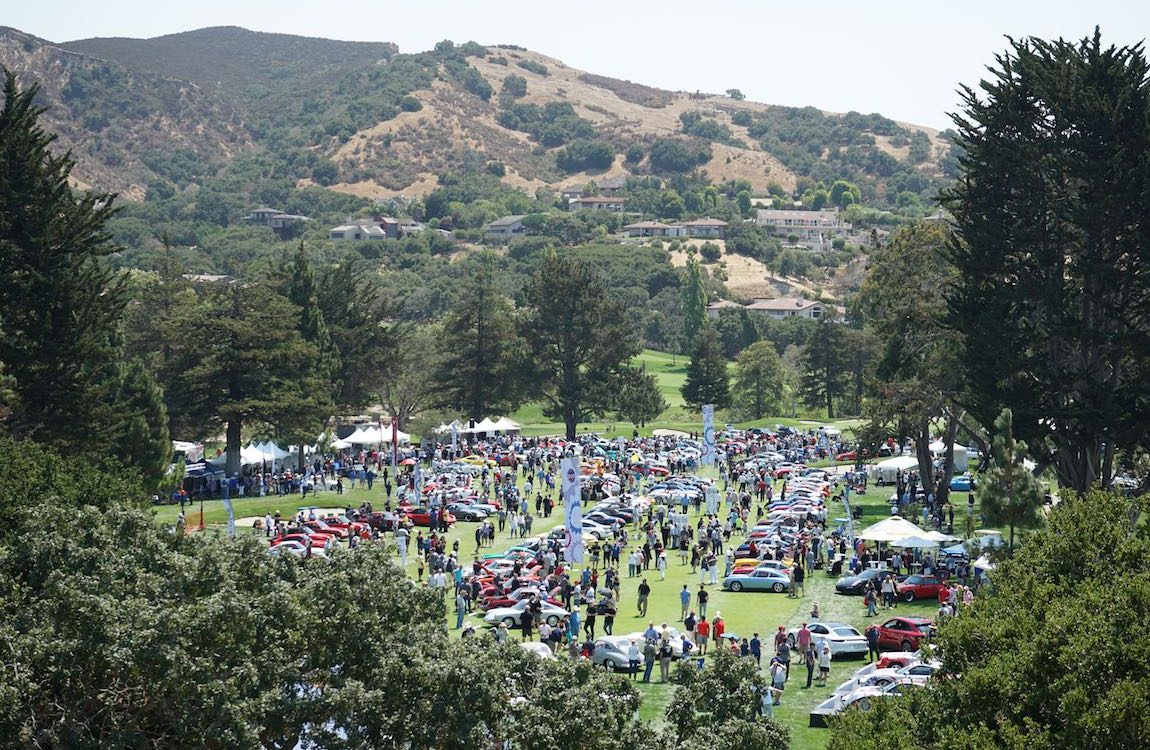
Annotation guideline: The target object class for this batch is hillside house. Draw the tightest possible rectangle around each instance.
[623,221,686,238]
[484,215,528,244]
[745,297,845,321]
[706,300,743,320]
[568,196,626,212]
[597,174,628,197]
[243,206,312,239]
[755,208,851,251]
[329,221,388,241]
[372,215,402,239]
[560,185,585,201]
[683,217,728,238]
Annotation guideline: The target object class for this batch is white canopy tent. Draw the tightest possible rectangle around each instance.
[472,417,499,434]
[929,440,969,472]
[172,440,204,463]
[870,456,920,484]
[894,534,940,549]
[434,420,465,435]
[923,529,961,543]
[856,516,928,542]
[491,416,521,433]
[345,424,411,445]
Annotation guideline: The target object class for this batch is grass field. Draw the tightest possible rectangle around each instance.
[165,461,978,750]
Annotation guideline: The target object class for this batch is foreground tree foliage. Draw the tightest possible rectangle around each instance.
[828,489,1150,750]
[666,650,790,750]
[944,31,1150,491]
[0,437,654,750]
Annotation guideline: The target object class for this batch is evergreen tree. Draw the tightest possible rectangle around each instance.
[315,259,400,411]
[106,361,172,492]
[943,31,1150,491]
[732,341,786,419]
[436,254,527,420]
[798,318,849,418]
[520,252,640,440]
[681,327,731,410]
[164,281,331,475]
[980,408,1044,551]
[0,70,127,450]
[680,251,708,349]
[614,364,668,428]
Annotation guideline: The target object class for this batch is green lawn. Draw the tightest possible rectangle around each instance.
[167,464,984,750]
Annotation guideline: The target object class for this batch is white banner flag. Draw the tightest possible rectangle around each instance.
[701,404,716,467]
[222,496,236,537]
[561,456,584,563]
[450,424,459,453]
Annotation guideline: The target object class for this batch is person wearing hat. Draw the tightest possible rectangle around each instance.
[711,612,725,646]
[494,622,509,645]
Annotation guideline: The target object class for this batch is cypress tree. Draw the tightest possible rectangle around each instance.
[0,70,129,451]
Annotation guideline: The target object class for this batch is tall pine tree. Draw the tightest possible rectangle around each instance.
[0,70,127,449]
[681,327,731,410]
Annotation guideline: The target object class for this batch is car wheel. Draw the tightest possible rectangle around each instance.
[772,582,785,593]
[857,698,873,711]
[605,660,616,672]
[546,615,559,626]
[787,634,796,649]
[502,617,516,629]
[900,639,913,652]
[730,581,743,592]
[903,590,916,602]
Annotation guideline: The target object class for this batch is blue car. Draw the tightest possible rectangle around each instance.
[722,568,791,593]
[950,474,975,492]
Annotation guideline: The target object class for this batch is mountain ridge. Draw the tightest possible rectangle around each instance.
[0,25,951,206]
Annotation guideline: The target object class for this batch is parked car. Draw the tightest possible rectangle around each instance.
[721,568,791,593]
[835,568,905,595]
[519,642,556,660]
[402,507,456,528]
[833,661,939,696]
[484,600,569,629]
[445,503,488,522]
[950,473,976,492]
[590,636,640,672]
[898,574,948,602]
[875,616,935,652]
[787,622,868,658]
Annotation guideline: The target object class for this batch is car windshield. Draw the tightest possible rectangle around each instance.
[915,623,933,634]
[833,627,860,637]
[906,576,923,584]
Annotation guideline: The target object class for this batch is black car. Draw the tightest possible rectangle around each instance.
[835,567,905,595]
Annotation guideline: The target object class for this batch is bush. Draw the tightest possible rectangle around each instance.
[556,140,615,172]
[730,110,753,127]
[517,59,549,77]
[699,241,721,262]
[399,95,422,112]
[625,144,645,165]
[501,74,527,98]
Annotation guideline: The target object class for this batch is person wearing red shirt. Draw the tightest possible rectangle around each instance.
[696,617,710,655]
[712,613,726,646]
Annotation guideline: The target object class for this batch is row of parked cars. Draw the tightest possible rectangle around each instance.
[809,651,940,727]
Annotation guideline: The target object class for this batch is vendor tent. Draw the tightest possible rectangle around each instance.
[653,429,690,438]
[330,438,353,450]
[929,440,969,472]
[894,534,940,549]
[856,516,927,542]
[346,424,410,444]
[923,529,960,543]
[491,416,521,433]
[473,417,499,434]
[870,456,919,484]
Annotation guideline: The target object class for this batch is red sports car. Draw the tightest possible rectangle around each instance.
[875,616,935,652]
[402,507,456,528]
[897,575,948,602]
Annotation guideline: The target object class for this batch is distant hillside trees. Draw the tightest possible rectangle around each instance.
[649,137,712,173]
[556,140,615,172]
[501,73,527,98]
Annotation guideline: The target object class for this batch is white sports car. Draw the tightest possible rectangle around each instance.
[484,599,569,628]
[787,621,868,658]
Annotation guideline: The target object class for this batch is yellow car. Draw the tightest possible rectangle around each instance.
[459,455,494,468]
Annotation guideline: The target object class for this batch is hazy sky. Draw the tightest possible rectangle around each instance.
[8,1,1149,129]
